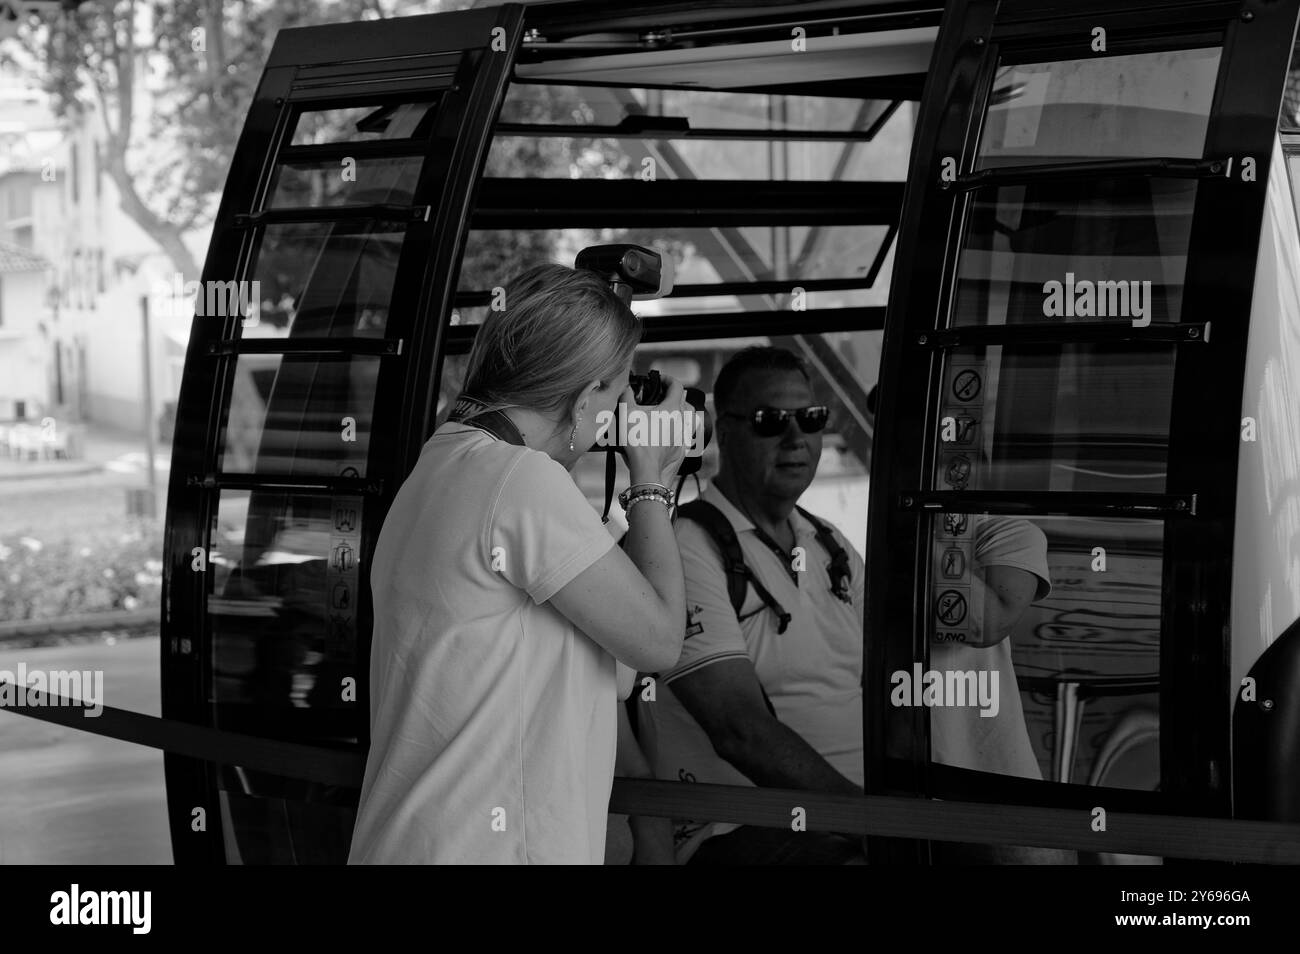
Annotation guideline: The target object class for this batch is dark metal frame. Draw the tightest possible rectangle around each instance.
[161,3,525,863]
[864,0,1300,866]
[162,0,1300,865]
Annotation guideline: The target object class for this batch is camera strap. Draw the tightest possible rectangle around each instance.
[449,393,620,524]
[601,449,617,525]
[446,394,526,446]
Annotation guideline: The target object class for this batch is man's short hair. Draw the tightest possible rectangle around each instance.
[713,347,811,414]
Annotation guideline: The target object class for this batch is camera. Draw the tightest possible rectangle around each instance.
[623,370,710,477]
[575,244,712,478]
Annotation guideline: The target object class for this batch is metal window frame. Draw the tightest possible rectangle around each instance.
[161,3,527,865]
[864,0,1300,865]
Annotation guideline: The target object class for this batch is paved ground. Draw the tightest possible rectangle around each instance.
[0,425,173,863]
[0,423,170,537]
[0,635,169,864]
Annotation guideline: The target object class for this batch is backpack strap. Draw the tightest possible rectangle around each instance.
[795,505,853,605]
[677,500,791,634]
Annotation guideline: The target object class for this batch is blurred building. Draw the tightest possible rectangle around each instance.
[0,237,51,421]
[0,49,206,436]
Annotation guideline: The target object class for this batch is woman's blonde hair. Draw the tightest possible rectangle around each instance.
[462,263,641,421]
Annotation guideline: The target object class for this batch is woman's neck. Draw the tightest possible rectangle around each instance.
[501,407,573,466]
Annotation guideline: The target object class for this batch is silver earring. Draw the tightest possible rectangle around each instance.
[569,415,581,452]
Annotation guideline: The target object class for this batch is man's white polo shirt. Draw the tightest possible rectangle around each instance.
[637,484,866,863]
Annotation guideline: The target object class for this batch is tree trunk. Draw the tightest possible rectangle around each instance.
[103,148,200,278]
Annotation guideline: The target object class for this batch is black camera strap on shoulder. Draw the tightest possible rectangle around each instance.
[601,449,617,525]
[447,394,526,447]
[452,393,622,524]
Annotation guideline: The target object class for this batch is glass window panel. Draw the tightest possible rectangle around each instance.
[267,156,422,209]
[934,345,1174,495]
[494,84,911,182]
[455,226,893,323]
[501,84,892,131]
[977,48,1220,168]
[208,490,365,713]
[953,178,1197,327]
[288,100,440,145]
[221,354,379,477]
[927,513,1160,792]
[429,331,880,849]
[218,790,355,864]
[250,221,404,337]
[1287,153,1300,220]
[434,332,879,540]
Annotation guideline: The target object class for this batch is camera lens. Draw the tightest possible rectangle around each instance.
[628,370,665,405]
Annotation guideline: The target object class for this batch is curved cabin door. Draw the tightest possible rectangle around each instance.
[867,0,1300,863]
[160,5,524,863]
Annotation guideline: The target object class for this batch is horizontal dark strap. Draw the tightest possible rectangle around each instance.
[0,683,364,787]
[3,685,1297,862]
[608,779,1300,864]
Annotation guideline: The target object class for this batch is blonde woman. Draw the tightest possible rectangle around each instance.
[349,264,687,864]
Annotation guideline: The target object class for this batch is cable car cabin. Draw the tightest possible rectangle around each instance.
[162,0,1300,863]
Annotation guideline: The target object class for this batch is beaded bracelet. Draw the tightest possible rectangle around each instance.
[619,486,673,513]
[626,481,670,498]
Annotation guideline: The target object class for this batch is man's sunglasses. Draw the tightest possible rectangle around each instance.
[723,405,830,437]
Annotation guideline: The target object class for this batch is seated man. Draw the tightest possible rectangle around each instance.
[638,346,866,864]
[639,347,1056,864]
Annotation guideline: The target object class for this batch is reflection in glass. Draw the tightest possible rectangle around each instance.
[210,489,363,864]
[493,84,911,182]
[208,490,363,713]
[953,179,1197,327]
[288,100,439,145]
[251,222,404,336]
[935,344,1175,495]
[221,354,378,477]
[928,514,1160,791]
[457,226,892,323]
[977,48,1220,168]
[267,156,422,209]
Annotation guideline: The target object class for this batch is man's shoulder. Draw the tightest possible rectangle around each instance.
[796,506,861,551]
[674,503,730,562]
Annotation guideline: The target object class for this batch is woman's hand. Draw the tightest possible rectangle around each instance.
[621,376,691,489]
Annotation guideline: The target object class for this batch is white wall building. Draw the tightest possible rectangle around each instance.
[0,51,210,434]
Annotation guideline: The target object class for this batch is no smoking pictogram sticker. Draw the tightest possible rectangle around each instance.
[935,588,968,626]
[952,369,982,403]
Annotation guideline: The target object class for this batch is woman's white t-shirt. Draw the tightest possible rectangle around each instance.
[348,422,617,864]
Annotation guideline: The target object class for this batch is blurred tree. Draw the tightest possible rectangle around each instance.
[9,0,408,277]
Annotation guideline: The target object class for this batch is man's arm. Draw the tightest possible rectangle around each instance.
[966,564,1040,648]
[669,659,862,796]
[967,517,1053,648]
